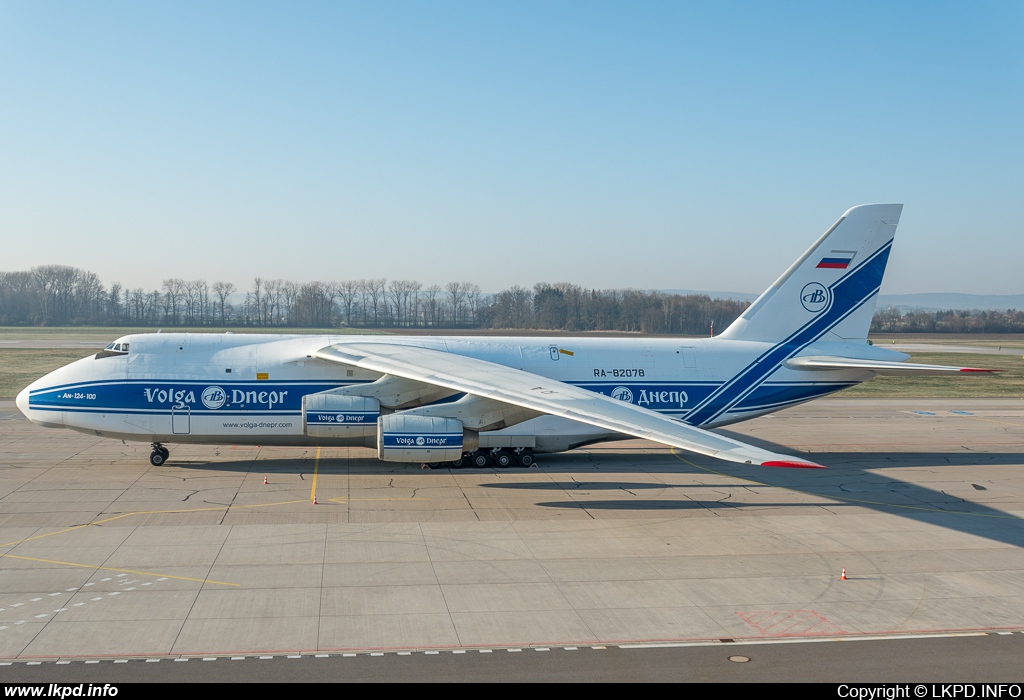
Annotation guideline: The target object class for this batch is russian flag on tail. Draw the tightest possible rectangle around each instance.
[816,250,856,269]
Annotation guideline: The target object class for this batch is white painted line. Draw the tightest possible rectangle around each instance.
[34,614,47,619]
[65,588,77,592]
[0,662,10,666]
[141,582,152,586]
[258,656,273,660]
[202,657,216,661]
[0,608,4,612]
[91,597,103,601]
[479,649,492,654]
[157,578,168,582]
[107,592,120,596]
[0,627,6,631]
[315,654,329,658]
[452,650,465,654]
[508,648,522,653]
[564,647,578,651]
[116,574,127,578]
[343,653,357,657]
[30,598,41,602]
[125,588,137,591]
[49,592,61,597]
[146,659,159,663]
[53,608,67,613]
[114,660,128,664]
[56,661,70,665]
[997,632,1013,635]
[100,578,111,582]
[84,583,95,586]
[397,652,411,656]
[85,660,99,664]
[11,603,23,608]
[174,658,189,662]
[370,653,384,657]
[73,603,85,607]
[15,621,26,625]
[231,657,245,661]
[617,631,992,651]
[535,647,550,652]
[424,651,439,655]
[27,662,41,666]
[287,655,302,659]
[592,646,606,650]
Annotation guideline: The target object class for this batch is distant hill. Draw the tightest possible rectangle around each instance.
[875,293,1024,312]
[656,290,1024,312]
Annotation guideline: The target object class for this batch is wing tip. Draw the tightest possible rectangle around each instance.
[761,459,827,469]
[959,367,1000,373]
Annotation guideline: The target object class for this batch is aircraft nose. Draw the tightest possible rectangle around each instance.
[16,384,31,417]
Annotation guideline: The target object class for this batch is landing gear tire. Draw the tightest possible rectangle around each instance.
[149,450,166,466]
[471,451,491,468]
[450,456,465,468]
[516,450,535,467]
[494,450,514,468]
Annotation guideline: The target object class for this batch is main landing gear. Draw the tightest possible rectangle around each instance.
[423,448,535,470]
[149,443,169,466]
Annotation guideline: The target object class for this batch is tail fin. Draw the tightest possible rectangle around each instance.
[719,204,902,343]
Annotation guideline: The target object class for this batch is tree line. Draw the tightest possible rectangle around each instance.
[9,264,1023,335]
[871,307,1024,333]
[0,265,753,334]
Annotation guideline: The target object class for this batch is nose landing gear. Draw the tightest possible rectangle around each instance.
[150,443,170,466]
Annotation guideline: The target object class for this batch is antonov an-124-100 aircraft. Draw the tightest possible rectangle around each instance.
[17,204,994,469]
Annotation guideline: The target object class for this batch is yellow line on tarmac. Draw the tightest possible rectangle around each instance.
[0,554,239,587]
[0,499,309,549]
[671,450,1019,520]
[311,446,321,502]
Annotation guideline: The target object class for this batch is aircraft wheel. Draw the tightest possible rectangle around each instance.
[158,446,169,459]
[149,450,166,467]
[471,451,491,468]
[449,456,464,468]
[516,450,535,467]
[494,450,514,468]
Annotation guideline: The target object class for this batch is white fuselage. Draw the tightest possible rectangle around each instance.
[17,332,892,454]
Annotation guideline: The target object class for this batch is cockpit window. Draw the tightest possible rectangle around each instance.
[96,339,130,360]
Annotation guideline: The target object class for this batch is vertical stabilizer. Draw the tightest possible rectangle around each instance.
[719,204,902,343]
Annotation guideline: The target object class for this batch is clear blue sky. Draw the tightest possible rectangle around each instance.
[1,2,1021,295]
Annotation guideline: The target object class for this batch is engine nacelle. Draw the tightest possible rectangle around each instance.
[303,393,379,438]
[377,414,467,463]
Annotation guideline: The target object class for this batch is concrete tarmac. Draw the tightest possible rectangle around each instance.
[0,398,1022,664]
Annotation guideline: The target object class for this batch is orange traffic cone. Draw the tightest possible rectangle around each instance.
[313,494,317,505]
[841,567,847,581]
[263,476,268,485]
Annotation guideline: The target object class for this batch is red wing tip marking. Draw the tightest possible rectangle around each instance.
[959,368,1000,373]
[761,460,827,469]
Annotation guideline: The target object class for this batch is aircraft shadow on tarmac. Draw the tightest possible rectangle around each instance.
[166,439,1024,549]
[480,445,1024,549]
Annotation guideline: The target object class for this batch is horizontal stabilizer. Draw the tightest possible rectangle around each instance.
[786,356,999,376]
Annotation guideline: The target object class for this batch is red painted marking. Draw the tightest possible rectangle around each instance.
[737,610,847,637]
[959,368,999,373]
[815,262,849,269]
[761,460,826,469]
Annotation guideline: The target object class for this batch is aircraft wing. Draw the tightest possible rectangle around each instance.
[786,356,999,376]
[315,342,823,469]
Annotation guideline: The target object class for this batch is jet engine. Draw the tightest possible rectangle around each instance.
[377,414,477,463]
[302,393,379,438]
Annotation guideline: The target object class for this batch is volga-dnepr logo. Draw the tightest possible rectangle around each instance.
[201,386,228,410]
[611,386,634,403]
[800,282,830,313]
